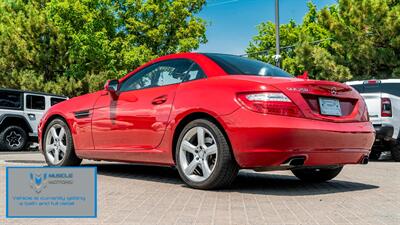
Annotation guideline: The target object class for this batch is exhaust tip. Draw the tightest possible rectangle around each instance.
[361,156,369,165]
[281,156,306,167]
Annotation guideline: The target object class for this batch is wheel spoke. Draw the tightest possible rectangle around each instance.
[46,144,55,153]
[59,143,67,153]
[201,160,211,178]
[50,127,58,138]
[47,152,55,162]
[184,159,199,175]
[197,127,205,146]
[53,149,59,164]
[58,128,65,140]
[205,144,217,156]
[181,140,196,154]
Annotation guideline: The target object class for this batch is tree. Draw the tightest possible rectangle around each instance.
[247,19,299,67]
[247,0,400,81]
[0,0,207,96]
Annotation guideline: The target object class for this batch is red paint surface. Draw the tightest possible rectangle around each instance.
[38,53,375,169]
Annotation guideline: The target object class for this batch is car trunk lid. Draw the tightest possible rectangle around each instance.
[271,79,365,122]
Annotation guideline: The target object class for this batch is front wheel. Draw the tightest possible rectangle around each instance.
[43,119,82,166]
[176,119,238,189]
[292,166,343,182]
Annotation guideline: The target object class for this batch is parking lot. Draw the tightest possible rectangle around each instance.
[0,151,399,225]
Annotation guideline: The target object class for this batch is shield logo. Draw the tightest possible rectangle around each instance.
[30,173,48,193]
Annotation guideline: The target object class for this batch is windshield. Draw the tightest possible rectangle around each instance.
[204,53,293,78]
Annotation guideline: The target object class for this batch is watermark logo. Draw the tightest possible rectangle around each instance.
[7,167,97,218]
[29,173,48,193]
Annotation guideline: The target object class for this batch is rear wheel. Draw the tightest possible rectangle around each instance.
[43,119,82,166]
[369,150,381,160]
[0,125,27,151]
[292,166,343,182]
[391,143,400,162]
[176,119,238,189]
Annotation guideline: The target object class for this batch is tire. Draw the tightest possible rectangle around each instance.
[43,118,82,166]
[391,143,400,162]
[0,125,28,151]
[369,150,381,160]
[175,119,238,189]
[292,166,343,182]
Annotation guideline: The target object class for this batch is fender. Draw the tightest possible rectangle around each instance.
[0,114,33,132]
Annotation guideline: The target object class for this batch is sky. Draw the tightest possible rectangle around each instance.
[197,0,337,55]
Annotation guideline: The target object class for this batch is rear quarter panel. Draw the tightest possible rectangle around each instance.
[170,76,280,124]
[158,76,279,163]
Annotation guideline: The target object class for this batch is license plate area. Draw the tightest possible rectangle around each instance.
[319,97,342,116]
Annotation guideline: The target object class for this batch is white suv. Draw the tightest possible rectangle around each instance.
[346,79,400,161]
[0,88,67,151]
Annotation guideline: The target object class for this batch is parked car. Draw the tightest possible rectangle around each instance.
[38,53,374,189]
[346,79,400,161]
[0,88,67,151]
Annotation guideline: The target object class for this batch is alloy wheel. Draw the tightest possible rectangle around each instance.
[45,124,67,164]
[179,126,218,182]
[5,131,22,148]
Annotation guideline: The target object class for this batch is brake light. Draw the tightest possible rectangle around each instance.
[381,98,392,117]
[237,92,304,117]
[363,80,381,85]
[361,108,369,121]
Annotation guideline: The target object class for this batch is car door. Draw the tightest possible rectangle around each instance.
[91,59,194,151]
[24,94,46,137]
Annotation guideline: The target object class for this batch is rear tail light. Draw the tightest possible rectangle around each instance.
[361,108,369,121]
[237,92,304,117]
[381,98,392,117]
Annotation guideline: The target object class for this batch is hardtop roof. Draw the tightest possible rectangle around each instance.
[0,88,67,98]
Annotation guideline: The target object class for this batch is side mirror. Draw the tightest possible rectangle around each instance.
[296,71,309,79]
[104,79,119,99]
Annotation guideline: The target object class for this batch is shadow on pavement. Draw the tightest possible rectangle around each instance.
[91,163,379,196]
[228,170,379,196]
[5,159,45,163]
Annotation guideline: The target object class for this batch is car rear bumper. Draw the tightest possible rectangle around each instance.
[221,108,375,168]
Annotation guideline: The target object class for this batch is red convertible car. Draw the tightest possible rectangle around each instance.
[38,53,375,189]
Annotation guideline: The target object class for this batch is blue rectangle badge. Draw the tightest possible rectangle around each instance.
[6,166,97,218]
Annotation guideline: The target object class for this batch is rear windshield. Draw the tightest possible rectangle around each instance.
[204,53,292,78]
[351,83,400,97]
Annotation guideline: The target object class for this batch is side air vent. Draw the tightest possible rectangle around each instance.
[74,110,90,119]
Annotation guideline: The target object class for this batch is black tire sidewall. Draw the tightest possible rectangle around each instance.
[369,150,381,160]
[43,119,81,166]
[0,126,28,151]
[391,143,400,162]
[175,119,237,189]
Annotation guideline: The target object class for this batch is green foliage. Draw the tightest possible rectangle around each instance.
[0,0,207,96]
[247,0,400,81]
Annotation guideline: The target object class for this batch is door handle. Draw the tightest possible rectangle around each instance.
[27,113,36,121]
[152,95,168,105]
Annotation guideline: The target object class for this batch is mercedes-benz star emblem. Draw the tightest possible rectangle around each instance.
[331,87,337,95]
